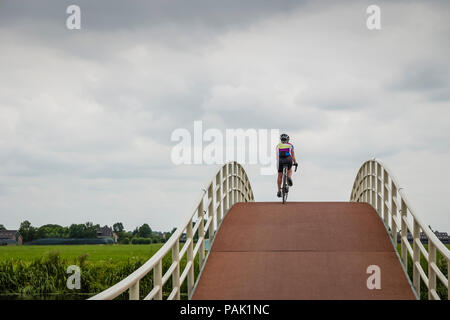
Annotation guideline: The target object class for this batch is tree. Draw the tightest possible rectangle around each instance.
[137,224,152,238]
[113,222,128,242]
[69,224,85,238]
[84,222,99,238]
[68,222,99,238]
[0,224,6,231]
[36,224,69,239]
[19,220,37,242]
[113,222,124,233]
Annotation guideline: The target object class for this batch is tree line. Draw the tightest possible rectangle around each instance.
[113,222,176,244]
[1,221,175,244]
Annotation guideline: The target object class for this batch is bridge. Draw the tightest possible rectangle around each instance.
[89,159,449,300]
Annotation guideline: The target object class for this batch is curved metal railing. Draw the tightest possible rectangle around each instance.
[350,158,449,300]
[89,161,254,300]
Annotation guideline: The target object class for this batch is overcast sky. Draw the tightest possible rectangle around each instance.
[0,0,449,233]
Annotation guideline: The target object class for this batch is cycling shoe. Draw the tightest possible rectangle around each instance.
[287,177,293,186]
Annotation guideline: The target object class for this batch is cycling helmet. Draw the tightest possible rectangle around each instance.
[280,133,289,143]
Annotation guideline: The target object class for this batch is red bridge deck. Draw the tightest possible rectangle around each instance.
[192,202,415,300]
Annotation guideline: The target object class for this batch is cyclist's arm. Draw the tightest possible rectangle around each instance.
[291,147,297,164]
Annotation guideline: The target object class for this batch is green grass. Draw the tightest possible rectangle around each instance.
[0,244,164,263]
[0,243,201,300]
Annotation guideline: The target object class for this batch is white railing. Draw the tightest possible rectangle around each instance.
[350,158,450,300]
[89,161,254,300]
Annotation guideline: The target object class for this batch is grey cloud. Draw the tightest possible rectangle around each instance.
[0,0,306,30]
[389,62,450,95]
[1,0,450,232]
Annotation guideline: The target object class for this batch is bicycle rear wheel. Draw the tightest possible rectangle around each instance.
[282,167,288,204]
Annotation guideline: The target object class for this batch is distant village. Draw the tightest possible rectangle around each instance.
[0,221,174,246]
[396,230,449,244]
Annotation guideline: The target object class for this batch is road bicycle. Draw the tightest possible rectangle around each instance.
[281,162,298,204]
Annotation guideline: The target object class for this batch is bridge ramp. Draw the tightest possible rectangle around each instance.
[192,202,415,300]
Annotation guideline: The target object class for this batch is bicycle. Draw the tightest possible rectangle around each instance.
[281,163,298,204]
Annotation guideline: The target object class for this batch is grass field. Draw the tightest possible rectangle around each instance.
[0,243,198,300]
[1,243,448,264]
[0,244,164,264]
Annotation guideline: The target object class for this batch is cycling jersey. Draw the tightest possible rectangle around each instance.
[277,142,294,158]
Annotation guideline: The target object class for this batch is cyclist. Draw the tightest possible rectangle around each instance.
[276,133,297,198]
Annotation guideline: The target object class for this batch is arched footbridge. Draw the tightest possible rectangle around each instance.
[89,160,449,300]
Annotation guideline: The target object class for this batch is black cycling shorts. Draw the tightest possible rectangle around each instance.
[278,156,293,173]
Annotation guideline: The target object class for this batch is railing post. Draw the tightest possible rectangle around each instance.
[376,163,382,217]
[244,173,249,202]
[363,164,367,202]
[172,240,181,300]
[428,242,436,300]
[400,199,408,270]
[230,162,234,205]
[360,169,364,199]
[208,184,214,239]
[223,165,229,216]
[129,281,139,300]
[370,161,377,211]
[186,218,195,297]
[361,166,364,202]
[383,169,389,226]
[391,181,398,242]
[237,166,242,202]
[241,168,244,200]
[154,259,162,300]
[236,163,241,202]
[198,203,205,268]
[233,163,237,204]
[229,163,233,206]
[369,161,372,205]
[365,163,369,203]
[216,170,222,226]
[228,163,233,209]
[241,167,245,201]
[354,171,359,201]
[412,219,421,295]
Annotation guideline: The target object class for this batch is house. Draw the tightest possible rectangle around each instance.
[434,231,449,244]
[97,225,118,243]
[0,230,23,245]
[396,230,450,244]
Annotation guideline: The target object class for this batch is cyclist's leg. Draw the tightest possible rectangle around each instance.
[282,167,288,203]
[281,160,287,187]
[277,159,283,197]
[286,157,293,186]
[288,168,293,178]
[277,172,282,191]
